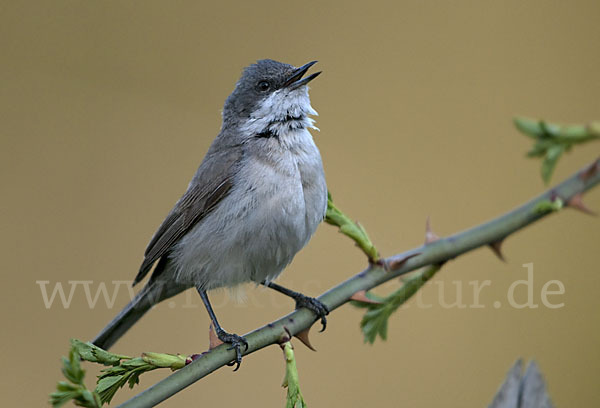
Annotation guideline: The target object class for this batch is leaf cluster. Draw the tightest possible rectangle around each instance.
[50,346,102,408]
[51,340,187,407]
[95,358,156,405]
[515,117,600,184]
[353,265,441,344]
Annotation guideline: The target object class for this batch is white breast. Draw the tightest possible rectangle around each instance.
[171,128,327,290]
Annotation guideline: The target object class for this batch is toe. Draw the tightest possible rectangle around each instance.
[319,315,327,332]
[232,354,242,372]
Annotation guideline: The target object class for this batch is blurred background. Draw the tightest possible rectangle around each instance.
[2,1,599,406]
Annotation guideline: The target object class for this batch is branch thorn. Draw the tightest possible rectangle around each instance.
[293,327,316,352]
[208,323,224,350]
[386,252,421,271]
[350,290,382,304]
[488,239,506,262]
[425,216,440,244]
[579,158,599,182]
[567,193,596,215]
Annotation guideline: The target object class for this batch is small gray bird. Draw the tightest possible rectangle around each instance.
[92,59,328,369]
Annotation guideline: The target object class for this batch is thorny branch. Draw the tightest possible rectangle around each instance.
[115,158,599,407]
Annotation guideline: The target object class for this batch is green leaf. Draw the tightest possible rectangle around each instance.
[514,117,544,139]
[539,121,561,138]
[282,342,307,408]
[56,381,79,392]
[96,360,156,404]
[50,390,82,408]
[51,345,102,408]
[559,124,589,139]
[142,352,187,369]
[533,197,563,214]
[96,373,129,405]
[541,145,564,184]
[357,265,441,343]
[79,390,101,407]
[120,357,149,369]
[526,140,553,158]
[326,192,379,262]
[95,375,123,394]
[61,349,85,385]
[71,339,130,366]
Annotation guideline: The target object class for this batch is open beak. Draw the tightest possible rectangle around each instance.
[283,61,322,90]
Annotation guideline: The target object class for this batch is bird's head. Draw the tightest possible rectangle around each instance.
[223,59,321,137]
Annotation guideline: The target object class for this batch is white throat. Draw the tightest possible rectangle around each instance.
[240,87,318,138]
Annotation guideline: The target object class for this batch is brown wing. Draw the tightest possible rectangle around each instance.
[132,147,241,286]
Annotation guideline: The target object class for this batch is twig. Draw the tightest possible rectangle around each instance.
[118,157,599,408]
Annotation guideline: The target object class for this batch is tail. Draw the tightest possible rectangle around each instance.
[92,279,188,350]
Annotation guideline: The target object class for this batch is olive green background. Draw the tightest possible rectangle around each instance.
[2,1,599,407]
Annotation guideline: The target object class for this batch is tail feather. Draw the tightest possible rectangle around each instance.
[92,280,188,350]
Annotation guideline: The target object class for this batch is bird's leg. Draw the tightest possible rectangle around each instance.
[197,288,248,371]
[261,281,329,332]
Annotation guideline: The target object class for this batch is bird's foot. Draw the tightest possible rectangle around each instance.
[215,328,248,371]
[294,295,330,332]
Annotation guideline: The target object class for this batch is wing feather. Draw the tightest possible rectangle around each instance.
[132,147,241,285]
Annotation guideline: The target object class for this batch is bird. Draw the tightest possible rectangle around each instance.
[92,59,329,369]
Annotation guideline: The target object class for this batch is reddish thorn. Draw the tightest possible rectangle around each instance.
[567,193,596,215]
[488,240,506,262]
[579,159,599,182]
[425,216,440,244]
[294,327,316,352]
[208,323,224,350]
[387,252,421,271]
[350,290,382,304]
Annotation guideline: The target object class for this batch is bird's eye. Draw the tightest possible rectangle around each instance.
[257,80,270,92]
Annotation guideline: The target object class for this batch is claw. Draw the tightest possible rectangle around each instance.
[226,343,243,371]
[214,329,248,371]
[294,295,329,332]
[318,315,327,332]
